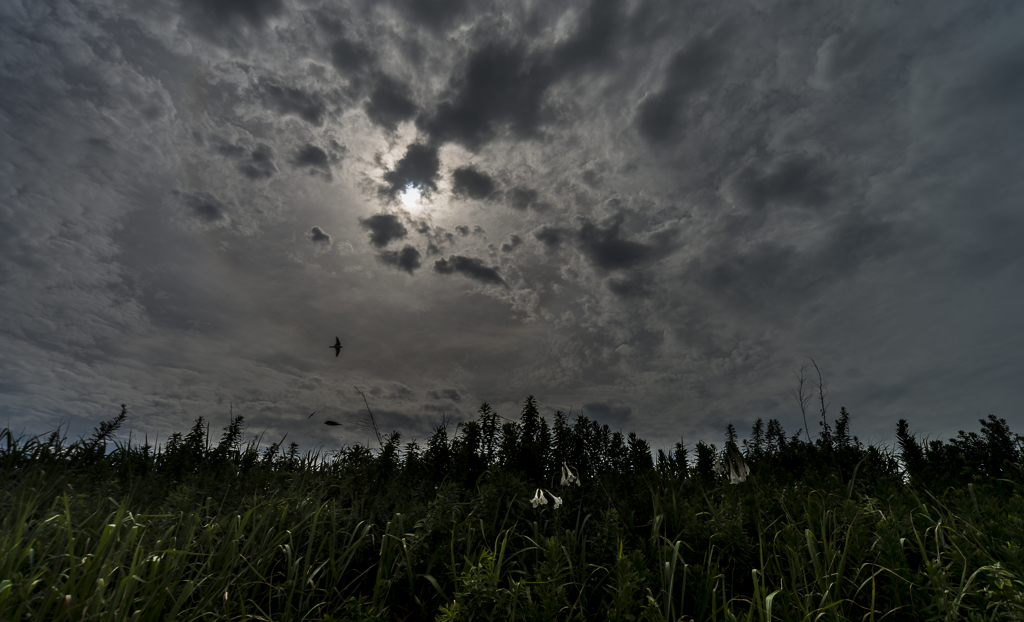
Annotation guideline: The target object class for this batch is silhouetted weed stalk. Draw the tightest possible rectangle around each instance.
[3,394,1024,621]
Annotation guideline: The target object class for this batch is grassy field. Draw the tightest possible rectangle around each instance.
[3,399,1023,621]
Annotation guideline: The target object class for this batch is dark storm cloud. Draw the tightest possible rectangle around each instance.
[575,214,668,271]
[606,272,652,298]
[216,142,247,159]
[451,166,498,200]
[427,388,462,402]
[308,226,331,245]
[239,143,277,180]
[695,213,900,312]
[730,154,835,210]
[581,402,632,429]
[812,30,881,88]
[179,0,284,30]
[330,37,374,77]
[508,186,539,211]
[533,225,569,249]
[212,140,277,180]
[360,214,408,248]
[381,143,440,198]
[377,245,422,274]
[365,75,418,131]
[416,0,625,150]
[293,144,331,173]
[391,0,468,31]
[549,0,621,73]
[259,79,326,126]
[179,191,228,223]
[500,234,522,253]
[433,255,505,285]
[418,43,553,150]
[636,32,731,144]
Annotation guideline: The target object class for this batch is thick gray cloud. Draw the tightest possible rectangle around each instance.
[377,245,422,274]
[605,272,651,299]
[260,79,327,126]
[507,187,539,211]
[581,402,632,430]
[308,226,331,245]
[381,143,440,197]
[239,144,277,180]
[500,234,522,253]
[636,30,731,144]
[451,166,498,200]
[433,255,505,286]
[365,76,418,131]
[179,191,229,223]
[180,0,284,29]
[417,43,554,150]
[3,0,1023,455]
[293,144,332,179]
[575,214,672,272]
[729,154,836,211]
[360,214,408,248]
[533,225,569,249]
[428,388,462,402]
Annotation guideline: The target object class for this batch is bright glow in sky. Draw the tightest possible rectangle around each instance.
[400,185,423,212]
[2,0,1023,452]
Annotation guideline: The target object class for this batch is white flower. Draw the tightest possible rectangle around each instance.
[561,463,581,486]
[550,494,562,509]
[530,489,548,508]
[726,451,750,484]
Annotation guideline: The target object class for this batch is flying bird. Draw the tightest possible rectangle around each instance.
[307,411,316,419]
[330,337,342,357]
[324,420,343,426]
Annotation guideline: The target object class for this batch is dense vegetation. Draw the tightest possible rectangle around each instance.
[3,395,1023,621]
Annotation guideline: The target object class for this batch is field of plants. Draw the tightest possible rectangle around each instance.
[3,395,1024,621]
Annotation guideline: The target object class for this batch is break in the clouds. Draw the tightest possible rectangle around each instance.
[3,0,1023,454]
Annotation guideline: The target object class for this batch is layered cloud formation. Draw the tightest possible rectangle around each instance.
[2,0,1022,449]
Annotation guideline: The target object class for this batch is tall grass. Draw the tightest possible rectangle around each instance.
[2,401,1023,621]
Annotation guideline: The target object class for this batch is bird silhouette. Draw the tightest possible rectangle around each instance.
[324,420,343,426]
[330,337,342,357]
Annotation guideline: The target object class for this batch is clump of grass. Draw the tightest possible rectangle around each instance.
[3,400,1023,621]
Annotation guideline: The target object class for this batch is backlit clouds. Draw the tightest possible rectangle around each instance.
[2,0,1022,452]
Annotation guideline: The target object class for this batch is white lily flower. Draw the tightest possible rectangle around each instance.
[550,493,562,509]
[561,463,581,486]
[530,489,547,507]
[726,451,750,484]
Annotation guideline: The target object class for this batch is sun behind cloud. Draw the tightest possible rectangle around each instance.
[399,184,424,213]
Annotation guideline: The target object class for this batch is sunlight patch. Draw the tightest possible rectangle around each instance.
[400,184,422,212]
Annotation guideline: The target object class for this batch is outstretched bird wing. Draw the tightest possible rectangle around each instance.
[324,420,343,426]
[307,411,316,419]
[334,337,341,348]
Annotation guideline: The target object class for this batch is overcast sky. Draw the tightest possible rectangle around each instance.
[2,0,1022,453]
